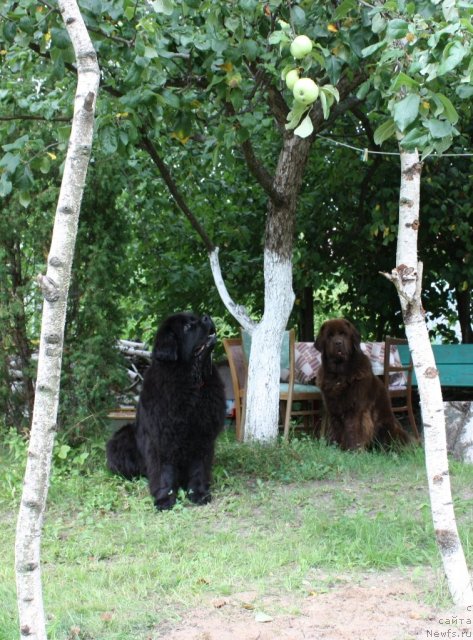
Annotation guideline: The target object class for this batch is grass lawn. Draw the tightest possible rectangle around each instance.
[1,428,473,639]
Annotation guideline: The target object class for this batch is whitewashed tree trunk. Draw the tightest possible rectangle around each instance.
[243,249,295,442]
[386,145,472,606]
[210,247,294,442]
[209,247,255,333]
[210,130,310,442]
[15,3,99,638]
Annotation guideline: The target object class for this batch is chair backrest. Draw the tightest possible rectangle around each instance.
[383,336,412,390]
[240,328,294,382]
[222,338,247,393]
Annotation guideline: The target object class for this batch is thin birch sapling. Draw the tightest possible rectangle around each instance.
[15,2,100,638]
[384,146,473,607]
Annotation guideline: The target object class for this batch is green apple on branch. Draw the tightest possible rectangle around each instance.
[272,32,340,138]
[290,34,313,59]
[293,77,319,105]
[285,68,300,90]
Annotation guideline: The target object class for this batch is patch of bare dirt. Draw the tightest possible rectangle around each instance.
[153,568,473,640]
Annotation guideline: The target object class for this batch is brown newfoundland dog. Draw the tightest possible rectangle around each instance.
[315,318,410,450]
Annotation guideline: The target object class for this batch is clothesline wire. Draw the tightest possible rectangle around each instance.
[316,134,473,158]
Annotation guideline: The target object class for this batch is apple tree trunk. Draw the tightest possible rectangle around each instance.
[208,75,364,443]
[242,134,311,441]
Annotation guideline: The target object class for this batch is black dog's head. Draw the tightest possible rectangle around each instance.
[152,312,217,364]
[314,318,362,364]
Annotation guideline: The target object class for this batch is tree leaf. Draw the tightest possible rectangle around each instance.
[290,5,306,26]
[371,13,386,34]
[321,85,340,102]
[17,165,34,191]
[268,31,287,45]
[0,174,13,197]
[162,89,180,109]
[333,0,357,20]
[285,102,308,130]
[325,56,343,84]
[386,19,409,40]
[294,114,314,138]
[144,46,159,59]
[373,119,396,146]
[254,611,273,623]
[81,0,102,14]
[361,41,386,58]
[390,72,419,92]
[150,0,174,15]
[50,27,71,49]
[424,118,453,139]
[433,93,459,124]
[456,84,473,99]
[438,40,467,75]
[101,126,118,154]
[433,135,454,155]
[0,152,21,173]
[356,79,371,100]
[3,135,29,152]
[242,39,258,60]
[39,155,52,174]
[399,127,429,149]
[317,90,328,120]
[19,191,31,209]
[56,444,71,460]
[393,94,420,132]
[442,0,459,22]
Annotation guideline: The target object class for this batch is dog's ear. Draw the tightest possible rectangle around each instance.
[346,320,362,353]
[152,327,179,361]
[314,323,326,352]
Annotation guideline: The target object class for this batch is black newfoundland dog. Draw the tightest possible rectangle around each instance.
[106,312,226,510]
[315,318,410,451]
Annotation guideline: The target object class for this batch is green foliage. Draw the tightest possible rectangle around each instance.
[295,109,473,340]
[58,161,131,437]
[1,0,472,439]
[0,168,55,429]
[0,142,132,436]
[361,0,472,156]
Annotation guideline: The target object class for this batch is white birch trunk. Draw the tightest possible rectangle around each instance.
[388,146,472,607]
[15,3,99,638]
[243,249,295,442]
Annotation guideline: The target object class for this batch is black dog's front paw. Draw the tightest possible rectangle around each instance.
[187,488,211,505]
[154,488,177,511]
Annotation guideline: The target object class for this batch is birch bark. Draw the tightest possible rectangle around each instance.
[387,146,472,607]
[15,2,99,638]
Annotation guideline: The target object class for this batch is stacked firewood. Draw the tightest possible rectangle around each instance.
[109,340,152,419]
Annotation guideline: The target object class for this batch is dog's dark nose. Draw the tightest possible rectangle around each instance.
[202,314,213,329]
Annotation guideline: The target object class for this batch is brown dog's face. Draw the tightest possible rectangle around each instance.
[314,318,361,362]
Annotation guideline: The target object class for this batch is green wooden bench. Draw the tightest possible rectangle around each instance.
[398,344,473,389]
